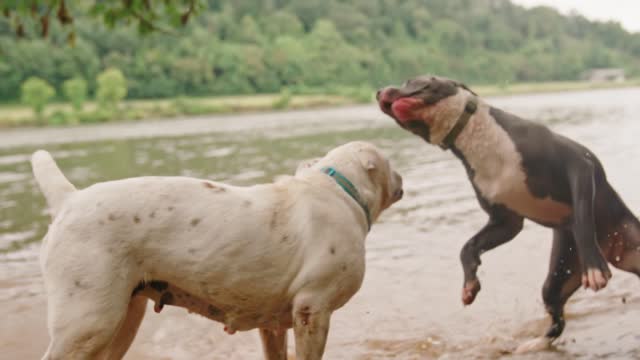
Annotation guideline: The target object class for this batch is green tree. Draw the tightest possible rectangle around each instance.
[234,15,263,44]
[304,20,351,86]
[267,36,308,86]
[1,0,640,102]
[63,77,88,111]
[260,11,303,38]
[20,77,55,119]
[287,0,330,31]
[96,68,127,108]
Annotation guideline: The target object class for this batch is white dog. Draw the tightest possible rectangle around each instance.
[32,141,403,360]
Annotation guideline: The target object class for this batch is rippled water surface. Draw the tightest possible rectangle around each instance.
[1,88,640,359]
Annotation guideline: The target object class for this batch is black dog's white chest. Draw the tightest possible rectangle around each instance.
[463,121,572,225]
[474,173,571,224]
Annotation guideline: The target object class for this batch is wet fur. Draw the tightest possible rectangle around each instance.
[31,143,403,360]
[377,75,640,349]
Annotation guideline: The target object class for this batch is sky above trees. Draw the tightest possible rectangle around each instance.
[512,0,640,32]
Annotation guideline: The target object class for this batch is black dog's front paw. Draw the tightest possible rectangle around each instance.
[581,257,612,291]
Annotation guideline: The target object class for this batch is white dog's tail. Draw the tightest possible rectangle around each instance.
[31,150,77,218]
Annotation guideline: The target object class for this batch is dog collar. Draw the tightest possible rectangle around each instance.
[321,167,372,231]
[440,98,478,150]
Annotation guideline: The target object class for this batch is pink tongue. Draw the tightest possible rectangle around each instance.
[391,97,422,123]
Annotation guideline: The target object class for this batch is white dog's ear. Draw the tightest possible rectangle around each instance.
[363,159,376,171]
[358,150,377,171]
[296,157,320,173]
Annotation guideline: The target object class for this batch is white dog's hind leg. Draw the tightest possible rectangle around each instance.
[43,301,131,359]
[100,296,148,360]
[260,328,288,360]
[42,290,132,360]
[41,262,136,360]
[292,304,331,360]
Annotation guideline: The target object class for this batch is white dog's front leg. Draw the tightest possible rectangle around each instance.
[259,328,288,360]
[292,305,331,360]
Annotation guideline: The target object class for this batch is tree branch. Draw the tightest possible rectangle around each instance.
[131,9,175,35]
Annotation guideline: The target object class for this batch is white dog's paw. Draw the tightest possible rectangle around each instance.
[514,337,551,354]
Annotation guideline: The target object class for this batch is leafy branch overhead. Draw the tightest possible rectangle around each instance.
[1,0,204,38]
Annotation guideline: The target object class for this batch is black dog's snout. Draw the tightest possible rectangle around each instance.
[377,87,396,103]
[377,87,396,114]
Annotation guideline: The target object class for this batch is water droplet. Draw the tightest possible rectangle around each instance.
[566,269,572,275]
[614,232,619,236]
[615,256,621,262]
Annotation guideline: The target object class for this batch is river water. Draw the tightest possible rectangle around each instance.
[1,87,639,359]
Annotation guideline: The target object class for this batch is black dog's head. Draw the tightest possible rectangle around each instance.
[377,75,477,145]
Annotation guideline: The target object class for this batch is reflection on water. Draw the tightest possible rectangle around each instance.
[0,127,410,252]
[1,87,639,359]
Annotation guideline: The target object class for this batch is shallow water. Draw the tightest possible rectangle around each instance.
[1,88,639,359]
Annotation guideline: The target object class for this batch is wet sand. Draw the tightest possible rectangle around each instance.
[2,224,639,359]
[1,88,639,359]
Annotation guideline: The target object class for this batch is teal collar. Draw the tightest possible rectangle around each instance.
[321,167,372,231]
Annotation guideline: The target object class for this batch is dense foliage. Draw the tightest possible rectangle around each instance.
[62,77,88,111]
[96,68,127,107]
[20,77,55,117]
[1,0,639,102]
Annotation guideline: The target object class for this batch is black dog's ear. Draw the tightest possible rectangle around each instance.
[453,80,477,96]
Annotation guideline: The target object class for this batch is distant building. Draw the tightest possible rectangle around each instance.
[581,68,626,83]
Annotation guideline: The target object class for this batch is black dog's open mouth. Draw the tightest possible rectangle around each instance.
[379,99,392,115]
[406,120,431,143]
[377,88,432,142]
[377,87,425,123]
[378,98,423,131]
[378,99,397,123]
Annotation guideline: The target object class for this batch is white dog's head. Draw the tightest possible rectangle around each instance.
[299,141,403,224]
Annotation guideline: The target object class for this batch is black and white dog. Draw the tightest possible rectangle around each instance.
[377,75,640,352]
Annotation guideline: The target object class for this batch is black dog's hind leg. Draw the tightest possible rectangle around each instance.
[569,159,612,290]
[460,207,523,305]
[542,229,582,340]
[602,214,640,277]
[516,229,581,353]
